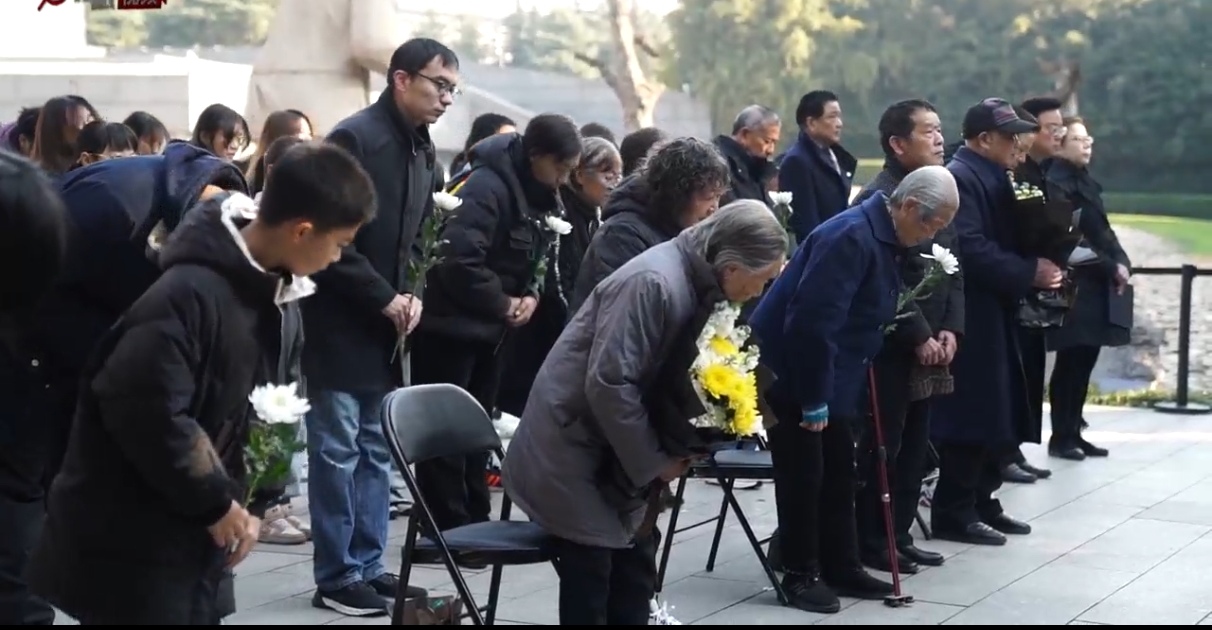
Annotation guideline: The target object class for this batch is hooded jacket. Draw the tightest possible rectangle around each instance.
[27,193,310,625]
[32,143,246,483]
[419,132,561,344]
[569,175,681,315]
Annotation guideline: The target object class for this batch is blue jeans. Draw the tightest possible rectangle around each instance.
[306,390,392,591]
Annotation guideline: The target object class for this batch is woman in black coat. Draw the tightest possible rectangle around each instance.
[1045,117,1131,460]
[411,114,583,533]
[496,136,623,417]
[0,152,69,626]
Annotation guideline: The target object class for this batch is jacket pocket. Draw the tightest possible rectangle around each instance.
[508,224,536,251]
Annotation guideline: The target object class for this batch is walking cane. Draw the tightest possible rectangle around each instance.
[867,365,915,608]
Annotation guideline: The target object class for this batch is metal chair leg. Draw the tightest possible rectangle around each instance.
[655,474,690,594]
[720,481,788,605]
[705,477,733,572]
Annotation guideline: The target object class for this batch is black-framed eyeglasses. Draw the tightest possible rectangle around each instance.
[417,74,462,99]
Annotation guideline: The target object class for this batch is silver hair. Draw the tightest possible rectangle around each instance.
[888,165,959,219]
[682,199,788,273]
[578,136,621,173]
[732,105,781,134]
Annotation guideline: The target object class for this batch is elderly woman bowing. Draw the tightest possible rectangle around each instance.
[502,200,786,626]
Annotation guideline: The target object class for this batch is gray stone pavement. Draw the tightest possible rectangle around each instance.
[58,405,1212,625]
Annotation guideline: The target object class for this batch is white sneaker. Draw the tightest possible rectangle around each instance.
[649,598,683,626]
[261,505,308,545]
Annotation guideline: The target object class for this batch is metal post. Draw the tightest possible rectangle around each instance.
[1155,264,1211,414]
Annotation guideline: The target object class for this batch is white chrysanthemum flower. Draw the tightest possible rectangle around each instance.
[768,191,794,207]
[545,215,573,235]
[921,243,960,276]
[432,192,463,212]
[248,382,310,425]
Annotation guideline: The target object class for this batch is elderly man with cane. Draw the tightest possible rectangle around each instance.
[750,166,959,614]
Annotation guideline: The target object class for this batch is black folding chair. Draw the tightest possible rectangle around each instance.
[654,444,788,606]
[381,384,556,626]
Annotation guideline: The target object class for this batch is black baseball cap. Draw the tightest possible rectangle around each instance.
[962,98,1041,139]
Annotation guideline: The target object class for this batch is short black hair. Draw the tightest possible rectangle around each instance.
[878,99,937,160]
[795,90,839,127]
[619,126,668,176]
[123,111,169,143]
[264,135,307,170]
[579,122,617,145]
[75,121,138,157]
[260,142,377,232]
[0,151,68,314]
[1021,97,1063,119]
[521,113,582,162]
[387,38,459,86]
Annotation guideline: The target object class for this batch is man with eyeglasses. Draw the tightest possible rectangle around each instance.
[996,96,1069,486]
[931,98,1052,547]
[301,37,459,617]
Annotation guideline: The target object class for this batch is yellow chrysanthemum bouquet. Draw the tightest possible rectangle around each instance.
[690,302,763,437]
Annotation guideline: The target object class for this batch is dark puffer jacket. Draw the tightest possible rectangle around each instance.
[569,175,681,314]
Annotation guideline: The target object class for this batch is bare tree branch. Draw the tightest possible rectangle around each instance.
[634,35,660,59]
[572,51,619,90]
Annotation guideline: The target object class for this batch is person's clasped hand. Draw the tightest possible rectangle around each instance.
[1034,258,1063,289]
[506,296,539,327]
[800,404,829,432]
[915,338,945,365]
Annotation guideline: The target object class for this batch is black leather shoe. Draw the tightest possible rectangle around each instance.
[984,513,1032,536]
[1049,445,1087,461]
[1001,463,1038,484]
[1078,438,1109,458]
[782,573,840,614]
[861,549,920,575]
[934,522,1007,546]
[898,544,945,567]
[825,568,895,601]
[1019,461,1052,480]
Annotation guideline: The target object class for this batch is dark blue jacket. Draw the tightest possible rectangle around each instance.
[750,194,902,417]
[777,131,858,242]
[932,146,1036,446]
[33,143,245,479]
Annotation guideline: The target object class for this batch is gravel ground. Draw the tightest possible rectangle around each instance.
[1095,225,1212,392]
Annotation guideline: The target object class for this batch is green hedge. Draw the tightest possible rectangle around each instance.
[850,159,1212,218]
[1101,193,1212,219]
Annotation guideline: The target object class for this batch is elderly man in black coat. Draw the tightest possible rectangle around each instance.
[850,99,959,575]
[714,105,781,205]
[931,99,1061,547]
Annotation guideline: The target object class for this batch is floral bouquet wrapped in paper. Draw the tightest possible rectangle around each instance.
[1009,174,1082,263]
[689,302,764,437]
[1008,174,1081,328]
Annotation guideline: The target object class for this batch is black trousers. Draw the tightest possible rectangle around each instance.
[410,332,502,532]
[932,442,1005,528]
[767,389,860,576]
[0,492,53,626]
[856,398,933,553]
[1050,345,1101,443]
[552,532,656,626]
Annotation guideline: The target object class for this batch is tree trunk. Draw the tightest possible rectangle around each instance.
[604,0,663,131]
